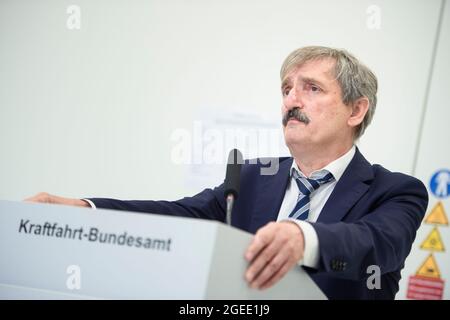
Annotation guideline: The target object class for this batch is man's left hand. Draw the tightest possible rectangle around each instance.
[245,221,304,290]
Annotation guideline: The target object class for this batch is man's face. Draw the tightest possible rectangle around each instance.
[281,58,353,151]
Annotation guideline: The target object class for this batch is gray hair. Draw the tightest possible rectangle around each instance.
[280,46,378,139]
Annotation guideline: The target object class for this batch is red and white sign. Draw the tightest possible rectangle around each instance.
[407,275,445,300]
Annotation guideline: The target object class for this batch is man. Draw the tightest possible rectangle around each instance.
[27,46,428,299]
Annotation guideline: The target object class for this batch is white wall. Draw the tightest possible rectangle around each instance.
[0,0,449,299]
[0,0,442,200]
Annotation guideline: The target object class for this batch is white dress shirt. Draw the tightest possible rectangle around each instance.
[83,198,97,209]
[276,146,356,269]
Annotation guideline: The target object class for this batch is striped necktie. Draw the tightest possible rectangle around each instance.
[288,169,335,221]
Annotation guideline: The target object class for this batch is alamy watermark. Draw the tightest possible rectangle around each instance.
[366,5,381,30]
[66,264,81,290]
[170,121,284,175]
[367,265,381,290]
[66,5,81,30]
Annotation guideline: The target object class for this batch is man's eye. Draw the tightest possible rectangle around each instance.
[282,87,291,96]
[306,83,321,92]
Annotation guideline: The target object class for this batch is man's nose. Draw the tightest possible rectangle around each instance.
[283,87,304,111]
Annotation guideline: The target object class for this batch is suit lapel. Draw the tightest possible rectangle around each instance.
[248,149,374,231]
[317,148,374,223]
[249,158,292,232]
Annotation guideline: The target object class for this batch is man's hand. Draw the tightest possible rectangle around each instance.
[245,221,304,290]
[24,192,90,208]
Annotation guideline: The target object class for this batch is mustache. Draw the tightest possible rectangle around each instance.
[282,108,310,126]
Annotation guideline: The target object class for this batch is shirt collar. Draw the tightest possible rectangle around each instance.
[290,145,356,182]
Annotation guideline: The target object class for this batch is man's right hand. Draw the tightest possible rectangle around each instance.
[24,192,90,208]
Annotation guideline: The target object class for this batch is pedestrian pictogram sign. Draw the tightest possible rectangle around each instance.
[429,169,450,199]
[420,227,445,252]
[424,201,448,226]
[416,254,441,278]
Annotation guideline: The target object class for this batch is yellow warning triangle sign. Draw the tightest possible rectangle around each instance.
[420,227,446,252]
[424,202,448,226]
[416,254,441,278]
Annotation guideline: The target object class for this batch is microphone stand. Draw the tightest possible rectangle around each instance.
[226,194,234,225]
[223,148,243,226]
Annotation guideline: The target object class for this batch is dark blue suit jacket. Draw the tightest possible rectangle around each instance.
[89,148,428,299]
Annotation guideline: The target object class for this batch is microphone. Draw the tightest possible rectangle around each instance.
[224,149,243,225]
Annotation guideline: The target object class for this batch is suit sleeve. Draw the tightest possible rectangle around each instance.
[311,176,428,280]
[86,184,227,222]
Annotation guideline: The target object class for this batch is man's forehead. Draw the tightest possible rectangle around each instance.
[282,58,336,84]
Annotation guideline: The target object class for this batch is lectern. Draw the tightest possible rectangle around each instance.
[0,200,326,299]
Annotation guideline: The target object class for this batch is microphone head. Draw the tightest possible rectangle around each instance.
[224,149,243,199]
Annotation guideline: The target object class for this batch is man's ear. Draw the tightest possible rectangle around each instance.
[348,97,369,128]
